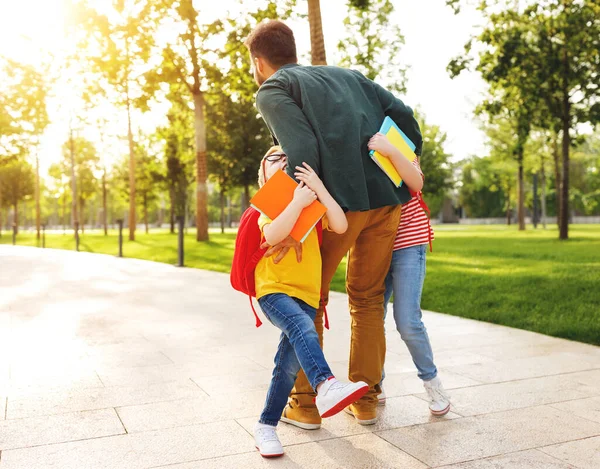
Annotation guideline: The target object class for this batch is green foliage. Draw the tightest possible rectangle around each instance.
[337,0,406,94]
[0,59,49,164]
[155,86,196,221]
[0,159,35,215]
[448,0,600,237]
[416,111,454,202]
[459,155,512,218]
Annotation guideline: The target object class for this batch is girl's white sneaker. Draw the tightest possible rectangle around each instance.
[254,422,283,458]
[424,376,451,416]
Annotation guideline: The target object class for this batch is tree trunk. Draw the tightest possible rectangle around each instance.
[559,40,570,241]
[13,202,18,234]
[80,200,85,234]
[552,132,561,228]
[220,189,225,234]
[69,125,78,240]
[517,155,525,231]
[144,193,148,234]
[560,111,570,240]
[35,152,41,240]
[102,167,108,235]
[242,184,250,212]
[169,188,175,234]
[193,91,209,241]
[227,195,232,228]
[541,159,547,229]
[308,0,327,65]
[126,99,136,241]
[0,181,3,238]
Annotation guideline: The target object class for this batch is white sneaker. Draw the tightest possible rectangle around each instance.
[378,384,386,406]
[424,376,451,416]
[254,422,283,458]
[315,377,369,418]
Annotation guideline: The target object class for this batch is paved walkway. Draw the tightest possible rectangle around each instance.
[1,245,599,468]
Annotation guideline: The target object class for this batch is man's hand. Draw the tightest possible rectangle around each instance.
[260,235,302,264]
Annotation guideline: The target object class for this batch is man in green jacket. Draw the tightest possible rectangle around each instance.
[245,20,423,426]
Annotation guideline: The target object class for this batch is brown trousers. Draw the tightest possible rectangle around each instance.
[291,204,402,407]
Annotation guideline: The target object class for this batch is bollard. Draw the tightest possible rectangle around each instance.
[74,222,80,252]
[117,219,123,257]
[42,224,46,248]
[12,224,16,245]
[177,215,184,267]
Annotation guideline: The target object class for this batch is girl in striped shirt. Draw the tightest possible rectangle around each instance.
[368,132,450,417]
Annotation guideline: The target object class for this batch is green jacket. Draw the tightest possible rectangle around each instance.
[256,64,423,211]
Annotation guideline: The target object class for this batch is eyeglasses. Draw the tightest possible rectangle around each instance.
[264,152,286,162]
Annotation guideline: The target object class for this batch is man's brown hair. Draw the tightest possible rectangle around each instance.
[245,20,297,67]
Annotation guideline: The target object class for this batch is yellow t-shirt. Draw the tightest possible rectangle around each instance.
[255,214,322,309]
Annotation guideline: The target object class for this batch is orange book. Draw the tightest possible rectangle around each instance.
[250,169,327,243]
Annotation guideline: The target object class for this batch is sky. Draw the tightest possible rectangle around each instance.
[0,0,488,176]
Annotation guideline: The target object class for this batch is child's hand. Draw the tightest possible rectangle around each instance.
[295,163,325,196]
[293,182,318,208]
[368,133,396,157]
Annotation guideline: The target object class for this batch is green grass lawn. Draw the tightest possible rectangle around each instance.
[3,224,599,345]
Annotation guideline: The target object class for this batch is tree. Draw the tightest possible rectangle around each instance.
[0,59,49,239]
[416,110,454,212]
[216,12,278,211]
[114,142,161,235]
[70,0,158,241]
[447,0,600,239]
[0,159,35,234]
[155,86,195,234]
[60,137,100,234]
[308,0,327,65]
[144,0,221,242]
[338,0,407,94]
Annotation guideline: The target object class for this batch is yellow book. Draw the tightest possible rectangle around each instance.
[370,116,417,187]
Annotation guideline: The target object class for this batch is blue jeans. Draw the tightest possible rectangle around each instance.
[383,245,438,382]
[258,293,333,426]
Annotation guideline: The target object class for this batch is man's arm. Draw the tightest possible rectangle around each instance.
[256,78,320,178]
[372,81,423,157]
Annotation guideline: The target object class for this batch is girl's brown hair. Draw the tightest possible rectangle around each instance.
[258,145,283,187]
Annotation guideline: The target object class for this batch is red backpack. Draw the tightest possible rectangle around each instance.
[231,207,325,328]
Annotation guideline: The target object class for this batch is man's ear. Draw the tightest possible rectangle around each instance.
[255,56,266,74]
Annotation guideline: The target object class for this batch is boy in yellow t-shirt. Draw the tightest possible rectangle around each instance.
[252,146,369,458]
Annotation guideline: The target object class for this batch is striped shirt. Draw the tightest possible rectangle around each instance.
[393,160,435,252]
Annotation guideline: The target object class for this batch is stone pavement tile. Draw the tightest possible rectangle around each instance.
[376,405,600,467]
[439,449,577,468]
[96,356,267,388]
[5,372,104,396]
[156,433,428,469]
[88,347,173,368]
[191,369,274,396]
[0,408,125,451]
[426,372,600,417]
[444,353,600,384]
[472,338,600,362]
[539,436,600,469]
[116,391,267,433]
[381,369,481,399]
[7,380,205,419]
[428,327,556,353]
[550,397,600,424]
[0,420,255,469]
[236,395,460,447]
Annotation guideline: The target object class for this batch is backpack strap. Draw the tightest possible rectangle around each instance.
[316,220,329,329]
[322,297,329,330]
[410,190,434,253]
[249,296,263,328]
